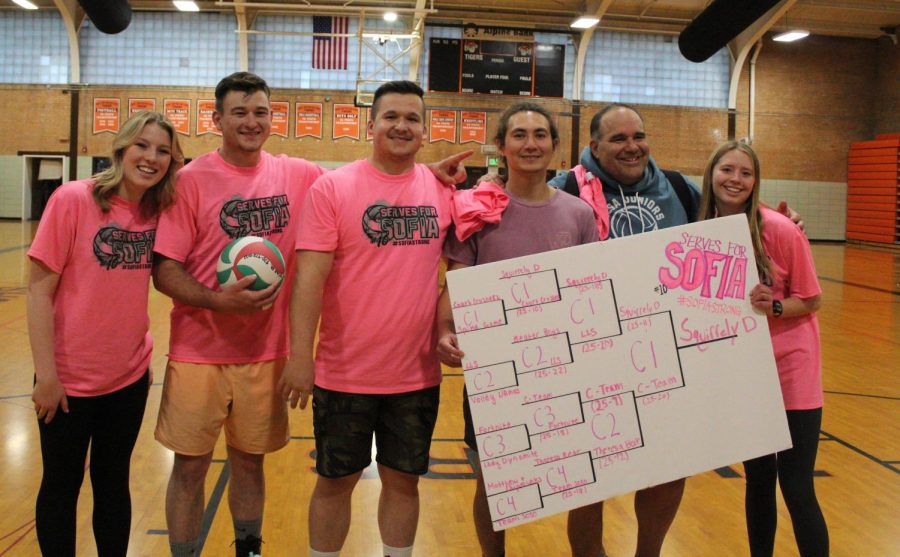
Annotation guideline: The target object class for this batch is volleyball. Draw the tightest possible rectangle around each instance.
[216,236,285,291]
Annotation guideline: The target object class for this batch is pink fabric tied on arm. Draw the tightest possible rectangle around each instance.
[450,182,510,241]
[572,165,610,241]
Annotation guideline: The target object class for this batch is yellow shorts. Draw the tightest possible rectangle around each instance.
[154,359,289,456]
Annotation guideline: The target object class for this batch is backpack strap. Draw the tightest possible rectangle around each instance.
[565,165,611,241]
[563,169,581,197]
[663,169,697,223]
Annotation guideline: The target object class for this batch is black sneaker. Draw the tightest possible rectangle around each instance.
[233,534,262,557]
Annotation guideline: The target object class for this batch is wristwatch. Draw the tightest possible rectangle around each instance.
[772,299,783,317]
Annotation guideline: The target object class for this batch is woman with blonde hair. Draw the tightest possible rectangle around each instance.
[699,141,829,557]
[28,110,181,556]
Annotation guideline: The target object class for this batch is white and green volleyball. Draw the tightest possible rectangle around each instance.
[216,236,285,291]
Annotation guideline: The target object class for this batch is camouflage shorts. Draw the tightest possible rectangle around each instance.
[312,385,440,478]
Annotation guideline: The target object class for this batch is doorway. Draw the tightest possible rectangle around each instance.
[22,155,67,220]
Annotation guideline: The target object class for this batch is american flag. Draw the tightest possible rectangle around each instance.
[312,16,349,70]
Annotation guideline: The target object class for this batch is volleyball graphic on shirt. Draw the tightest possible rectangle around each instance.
[216,236,285,291]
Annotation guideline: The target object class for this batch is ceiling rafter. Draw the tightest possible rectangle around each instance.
[3,0,897,40]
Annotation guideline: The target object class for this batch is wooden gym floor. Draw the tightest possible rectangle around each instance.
[0,219,897,556]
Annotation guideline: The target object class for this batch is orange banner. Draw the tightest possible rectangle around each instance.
[366,107,373,141]
[92,98,120,134]
[164,99,191,136]
[196,99,220,136]
[128,98,156,118]
[333,104,360,141]
[460,111,487,144]
[270,101,289,138]
[429,110,457,143]
[295,103,323,139]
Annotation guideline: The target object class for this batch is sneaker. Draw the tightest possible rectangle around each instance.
[234,534,263,557]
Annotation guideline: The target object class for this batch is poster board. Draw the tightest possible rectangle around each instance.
[445,215,791,530]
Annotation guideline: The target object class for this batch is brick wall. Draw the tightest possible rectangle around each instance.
[0,33,891,180]
[1,34,896,238]
[875,37,900,135]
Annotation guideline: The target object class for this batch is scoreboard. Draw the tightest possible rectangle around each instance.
[461,40,533,96]
[429,38,564,97]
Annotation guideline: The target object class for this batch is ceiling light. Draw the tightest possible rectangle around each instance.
[570,16,600,30]
[773,30,809,42]
[383,11,398,22]
[12,0,39,9]
[173,1,200,12]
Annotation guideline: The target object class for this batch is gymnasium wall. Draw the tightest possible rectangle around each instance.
[875,36,900,135]
[1,85,71,153]
[743,36,877,182]
[0,87,570,164]
[1,33,885,174]
[728,35,886,240]
[1,15,897,240]
[0,85,70,220]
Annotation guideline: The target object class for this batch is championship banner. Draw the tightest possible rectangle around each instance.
[92,98,120,134]
[429,110,457,143]
[366,107,374,141]
[295,102,323,139]
[196,99,220,136]
[270,101,289,138]
[332,104,360,140]
[446,215,790,531]
[164,99,191,136]
[460,111,487,144]
[128,98,156,118]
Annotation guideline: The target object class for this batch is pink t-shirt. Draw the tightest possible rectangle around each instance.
[298,159,453,394]
[154,150,325,363]
[761,207,823,410]
[28,179,154,396]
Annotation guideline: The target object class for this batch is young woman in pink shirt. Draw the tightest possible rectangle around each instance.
[27,111,181,556]
[698,141,828,557]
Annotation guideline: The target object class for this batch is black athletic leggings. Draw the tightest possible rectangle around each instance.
[35,371,149,557]
[743,407,829,557]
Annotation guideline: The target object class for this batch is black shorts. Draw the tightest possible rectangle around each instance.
[312,385,440,478]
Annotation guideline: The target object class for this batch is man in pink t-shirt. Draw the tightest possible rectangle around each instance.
[152,72,325,557]
[279,81,451,557]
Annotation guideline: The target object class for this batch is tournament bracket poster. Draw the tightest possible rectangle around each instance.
[445,215,791,530]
